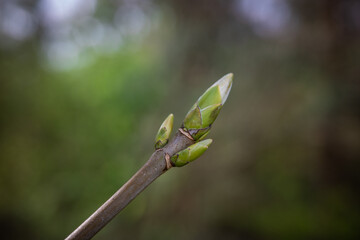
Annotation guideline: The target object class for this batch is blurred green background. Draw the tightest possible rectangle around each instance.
[1,0,359,239]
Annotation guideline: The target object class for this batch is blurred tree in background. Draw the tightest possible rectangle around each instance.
[0,0,359,239]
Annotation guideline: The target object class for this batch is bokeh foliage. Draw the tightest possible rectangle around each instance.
[0,0,359,239]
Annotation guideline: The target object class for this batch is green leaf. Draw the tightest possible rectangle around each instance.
[198,86,222,109]
[200,103,222,127]
[183,105,202,129]
[171,139,213,167]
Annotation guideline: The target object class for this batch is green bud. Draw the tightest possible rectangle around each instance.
[183,73,233,140]
[155,114,174,149]
[198,84,222,109]
[197,130,210,141]
[183,105,202,129]
[171,139,213,167]
[200,103,222,127]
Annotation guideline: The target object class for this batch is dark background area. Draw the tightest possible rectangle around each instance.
[0,0,359,239]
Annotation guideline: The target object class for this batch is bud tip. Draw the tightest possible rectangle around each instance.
[216,73,233,105]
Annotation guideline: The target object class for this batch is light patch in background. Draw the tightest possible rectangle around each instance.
[96,25,123,54]
[0,0,154,71]
[235,0,294,37]
[37,0,96,71]
[42,39,83,71]
[0,3,35,42]
[38,0,152,71]
[114,4,148,37]
[73,18,106,49]
[72,17,122,53]
[37,0,97,27]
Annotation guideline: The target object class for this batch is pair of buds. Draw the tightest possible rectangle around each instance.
[154,73,233,167]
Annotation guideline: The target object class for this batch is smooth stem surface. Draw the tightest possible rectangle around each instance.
[65,130,194,240]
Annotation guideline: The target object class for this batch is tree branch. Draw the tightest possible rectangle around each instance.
[65,73,233,239]
[65,130,194,240]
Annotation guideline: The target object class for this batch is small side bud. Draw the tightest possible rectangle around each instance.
[183,73,233,140]
[155,114,174,149]
[170,139,213,167]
